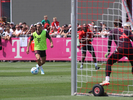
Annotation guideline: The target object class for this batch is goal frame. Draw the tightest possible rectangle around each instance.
[71,0,78,96]
[71,0,133,96]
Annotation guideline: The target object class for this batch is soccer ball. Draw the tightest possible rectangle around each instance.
[31,67,38,75]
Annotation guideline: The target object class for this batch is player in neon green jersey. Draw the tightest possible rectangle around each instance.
[26,22,53,74]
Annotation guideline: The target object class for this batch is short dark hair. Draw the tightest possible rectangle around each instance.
[19,25,23,28]
[22,22,26,25]
[114,19,122,27]
[12,26,16,30]
[64,24,68,28]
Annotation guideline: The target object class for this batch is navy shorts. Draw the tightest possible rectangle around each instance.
[34,50,46,57]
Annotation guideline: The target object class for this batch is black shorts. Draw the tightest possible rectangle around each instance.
[81,44,94,54]
[34,50,46,57]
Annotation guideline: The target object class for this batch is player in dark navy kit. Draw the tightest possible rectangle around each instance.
[100,19,133,86]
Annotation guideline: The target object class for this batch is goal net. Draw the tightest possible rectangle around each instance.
[76,0,133,96]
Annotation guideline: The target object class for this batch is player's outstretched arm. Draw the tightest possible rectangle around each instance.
[105,49,110,58]
[46,31,53,48]
[26,40,32,54]
[105,35,113,58]
[49,38,53,48]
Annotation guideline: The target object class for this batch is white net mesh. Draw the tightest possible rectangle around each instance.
[77,0,133,96]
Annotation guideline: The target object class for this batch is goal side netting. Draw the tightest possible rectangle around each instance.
[76,0,133,97]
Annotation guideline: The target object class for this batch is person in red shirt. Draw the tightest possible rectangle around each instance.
[49,26,60,37]
[51,17,60,30]
[79,24,100,70]
[44,23,50,32]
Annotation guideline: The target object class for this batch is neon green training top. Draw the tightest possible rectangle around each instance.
[33,30,47,50]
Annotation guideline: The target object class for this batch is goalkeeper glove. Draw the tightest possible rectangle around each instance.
[104,52,110,58]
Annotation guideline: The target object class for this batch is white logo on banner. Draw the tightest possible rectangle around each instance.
[12,40,22,58]
[66,39,80,59]
[66,40,71,52]
[66,39,71,59]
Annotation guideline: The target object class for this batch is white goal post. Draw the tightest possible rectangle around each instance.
[71,0,77,96]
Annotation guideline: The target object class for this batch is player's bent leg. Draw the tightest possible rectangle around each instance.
[106,51,123,75]
[88,45,100,70]
[41,57,46,65]
[35,54,42,66]
[100,80,110,86]
[128,60,133,74]
[36,64,39,70]
[80,46,87,69]
[80,53,86,69]
[101,52,123,85]
[128,54,133,74]
[40,66,45,75]
[126,48,133,74]
[92,53,100,70]
[40,57,46,75]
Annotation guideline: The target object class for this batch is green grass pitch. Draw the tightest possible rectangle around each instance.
[0,62,132,100]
